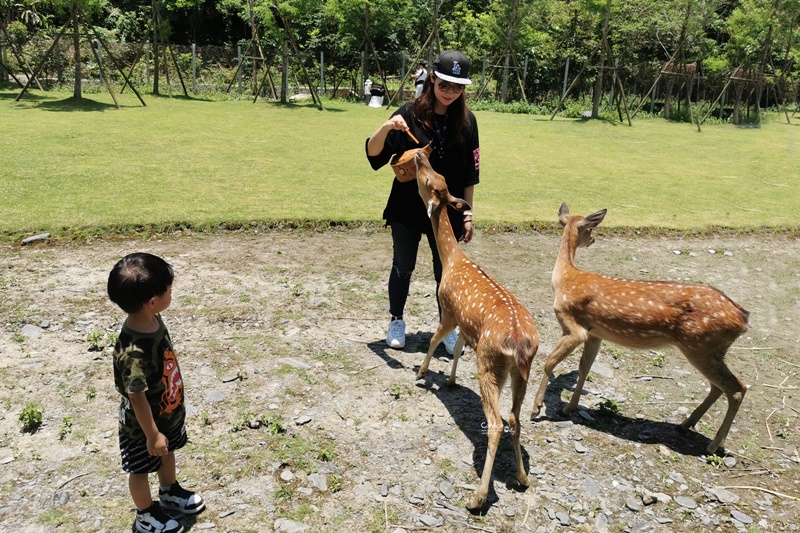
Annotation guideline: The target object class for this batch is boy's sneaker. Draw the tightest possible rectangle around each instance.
[159,482,206,515]
[443,330,459,355]
[386,318,406,349]
[135,501,183,533]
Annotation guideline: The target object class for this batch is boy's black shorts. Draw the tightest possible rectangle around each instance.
[119,420,188,474]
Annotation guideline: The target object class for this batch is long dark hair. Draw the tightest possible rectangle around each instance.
[411,72,471,144]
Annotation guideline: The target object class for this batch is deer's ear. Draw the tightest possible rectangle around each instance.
[448,196,471,212]
[582,209,607,229]
[558,203,570,226]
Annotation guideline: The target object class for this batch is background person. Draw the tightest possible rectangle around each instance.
[365,50,479,354]
[414,60,428,98]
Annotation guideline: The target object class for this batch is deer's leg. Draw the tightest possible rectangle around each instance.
[509,367,529,489]
[681,349,747,453]
[563,336,602,414]
[469,355,507,511]
[531,318,588,417]
[447,333,467,386]
[417,315,457,379]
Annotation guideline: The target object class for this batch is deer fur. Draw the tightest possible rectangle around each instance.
[413,151,539,511]
[532,203,749,454]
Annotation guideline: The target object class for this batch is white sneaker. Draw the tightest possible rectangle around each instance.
[387,319,406,349]
[443,330,458,355]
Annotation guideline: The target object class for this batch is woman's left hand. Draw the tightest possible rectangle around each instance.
[461,220,474,244]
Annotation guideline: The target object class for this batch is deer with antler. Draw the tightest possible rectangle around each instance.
[413,151,539,511]
[531,203,749,454]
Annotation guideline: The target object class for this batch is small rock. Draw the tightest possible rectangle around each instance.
[723,456,737,468]
[280,469,294,482]
[675,496,696,509]
[309,473,327,492]
[669,472,687,485]
[218,510,235,518]
[731,510,753,525]
[626,497,643,512]
[655,517,674,524]
[409,494,424,505]
[575,441,587,453]
[206,390,226,403]
[21,233,50,245]
[274,518,310,533]
[418,514,441,527]
[595,513,609,533]
[278,357,311,369]
[555,511,571,526]
[21,324,43,338]
[585,476,600,499]
[439,481,455,499]
[196,523,216,530]
[381,483,389,498]
[707,487,738,504]
[504,506,516,517]
[295,415,312,426]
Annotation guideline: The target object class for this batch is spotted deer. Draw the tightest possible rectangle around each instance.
[413,151,539,511]
[532,203,749,454]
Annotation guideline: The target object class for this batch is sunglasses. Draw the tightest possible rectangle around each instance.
[436,79,465,93]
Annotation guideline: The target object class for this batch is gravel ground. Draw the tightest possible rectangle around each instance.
[0,226,798,533]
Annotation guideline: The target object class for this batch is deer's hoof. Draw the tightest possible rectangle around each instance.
[467,492,488,514]
[416,369,426,380]
[706,440,723,455]
[517,473,530,488]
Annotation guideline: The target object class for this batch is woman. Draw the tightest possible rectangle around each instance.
[365,50,480,352]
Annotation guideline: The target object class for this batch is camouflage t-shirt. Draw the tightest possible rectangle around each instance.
[113,314,185,440]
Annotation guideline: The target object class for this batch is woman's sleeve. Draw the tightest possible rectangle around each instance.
[465,114,480,186]
[365,110,404,171]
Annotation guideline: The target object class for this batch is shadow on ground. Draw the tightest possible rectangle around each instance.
[368,334,532,513]
[534,371,714,457]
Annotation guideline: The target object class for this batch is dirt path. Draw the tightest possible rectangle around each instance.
[1,228,798,532]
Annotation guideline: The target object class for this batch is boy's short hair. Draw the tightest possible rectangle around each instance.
[108,252,174,313]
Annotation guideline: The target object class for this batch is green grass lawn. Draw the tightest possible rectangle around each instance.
[1,85,798,239]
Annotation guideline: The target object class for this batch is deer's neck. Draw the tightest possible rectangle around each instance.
[431,206,464,267]
[553,228,579,286]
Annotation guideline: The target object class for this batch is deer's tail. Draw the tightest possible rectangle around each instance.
[503,335,538,381]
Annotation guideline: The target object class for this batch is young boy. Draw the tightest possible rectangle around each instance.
[108,252,205,533]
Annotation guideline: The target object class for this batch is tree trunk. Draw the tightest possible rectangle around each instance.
[152,0,160,95]
[72,12,81,98]
[591,0,611,118]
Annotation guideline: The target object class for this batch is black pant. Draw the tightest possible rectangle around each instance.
[388,220,442,318]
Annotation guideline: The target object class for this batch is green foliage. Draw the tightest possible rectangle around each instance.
[19,403,43,432]
[597,399,621,416]
[59,416,73,440]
